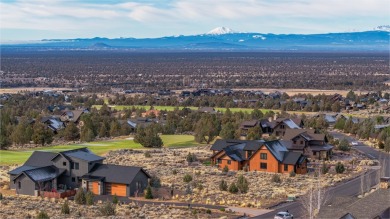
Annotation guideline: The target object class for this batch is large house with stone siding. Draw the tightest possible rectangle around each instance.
[8,148,150,197]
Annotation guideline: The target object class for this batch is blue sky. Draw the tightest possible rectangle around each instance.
[0,0,388,41]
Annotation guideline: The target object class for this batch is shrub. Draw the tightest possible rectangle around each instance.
[99,201,116,216]
[206,209,212,214]
[61,200,70,214]
[172,169,178,175]
[150,175,161,188]
[338,138,350,151]
[335,162,345,174]
[378,141,384,149]
[183,174,193,183]
[271,174,282,183]
[322,162,329,174]
[243,165,249,172]
[86,191,94,205]
[236,175,249,193]
[186,152,198,163]
[0,192,2,200]
[228,182,238,194]
[75,188,86,205]
[145,186,153,199]
[289,171,296,177]
[144,151,151,158]
[36,211,49,219]
[112,195,119,204]
[222,165,229,174]
[196,181,204,190]
[219,180,228,191]
[220,208,225,212]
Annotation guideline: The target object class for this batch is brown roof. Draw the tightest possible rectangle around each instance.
[240,120,259,128]
[282,129,324,141]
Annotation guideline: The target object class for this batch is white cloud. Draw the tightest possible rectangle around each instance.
[0,0,388,40]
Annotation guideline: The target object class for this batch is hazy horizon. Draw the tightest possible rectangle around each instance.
[1,0,389,41]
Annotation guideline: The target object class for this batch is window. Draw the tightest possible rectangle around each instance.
[72,162,79,170]
[293,140,297,144]
[18,181,21,189]
[284,164,288,171]
[217,159,222,164]
[63,162,66,166]
[280,125,285,129]
[260,163,267,169]
[71,177,76,182]
[247,151,253,158]
[260,153,267,160]
[227,160,231,165]
[313,151,317,155]
[300,141,304,144]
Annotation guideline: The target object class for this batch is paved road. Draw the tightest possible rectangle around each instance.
[254,131,390,219]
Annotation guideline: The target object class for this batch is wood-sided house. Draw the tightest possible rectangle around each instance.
[8,148,150,197]
[282,129,333,160]
[210,139,308,174]
[260,118,303,136]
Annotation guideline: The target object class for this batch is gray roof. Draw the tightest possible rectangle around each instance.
[63,150,104,162]
[24,151,58,167]
[318,189,390,219]
[263,140,289,162]
[282,152,305,165]
[14,165,65,183]
[223,143,246,162]
[8,165,37,175]
[83,164,150,184]
[210,139,263,151]
[310,144,334,151]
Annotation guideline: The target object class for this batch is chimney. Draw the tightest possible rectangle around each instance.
[268,117,273,122]
[273,114,278,121]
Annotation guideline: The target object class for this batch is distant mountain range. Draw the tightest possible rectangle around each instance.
[2,27,390,51]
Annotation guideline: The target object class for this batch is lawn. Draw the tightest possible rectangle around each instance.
[0,135,201,165]
[92,104,274,114]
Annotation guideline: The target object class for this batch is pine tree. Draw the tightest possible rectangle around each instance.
[81,127,95,142]
[109,121,121,137]
[219,122,235,139]
[145,186,153,199]
[61,200,70,214]
[236,175,249,193]
[63,122,79,141]
[32,122,53,146]
[194,114,219,144]
[247,126,262,140]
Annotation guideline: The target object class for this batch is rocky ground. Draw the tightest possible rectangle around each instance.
[104,146,370,208]
[0,146,374,218]
[0,195,237,219]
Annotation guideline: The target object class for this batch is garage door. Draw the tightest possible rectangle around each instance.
[92,182,99,195]
[110,183,127,196]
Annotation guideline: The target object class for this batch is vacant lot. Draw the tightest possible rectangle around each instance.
[0,135,200,165]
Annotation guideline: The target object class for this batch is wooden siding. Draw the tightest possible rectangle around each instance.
[217,155,241,171]
[249,145,280,173]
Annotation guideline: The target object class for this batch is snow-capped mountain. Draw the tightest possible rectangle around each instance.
[374,25,390,32]
[207,27,236,35]
[2,28,389,51]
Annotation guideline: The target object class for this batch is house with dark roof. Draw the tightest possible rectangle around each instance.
[8,148,150,197]
[210,139,308,174]
[197,107,218,114]
[239,120,261,138]
[258,117,303,136]
[282,129,333,160]
[41,116,65,133]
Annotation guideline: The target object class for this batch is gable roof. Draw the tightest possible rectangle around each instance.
[223,143,246,162]
[262,140,289,162]
[13,165,65,183]
[282,151,306,165]
[210,139,263,151]
[52,148,104,162]
[240,120,259,128]
[83,164,150,184]
[24,151,58,167]
[283,129,325,142]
